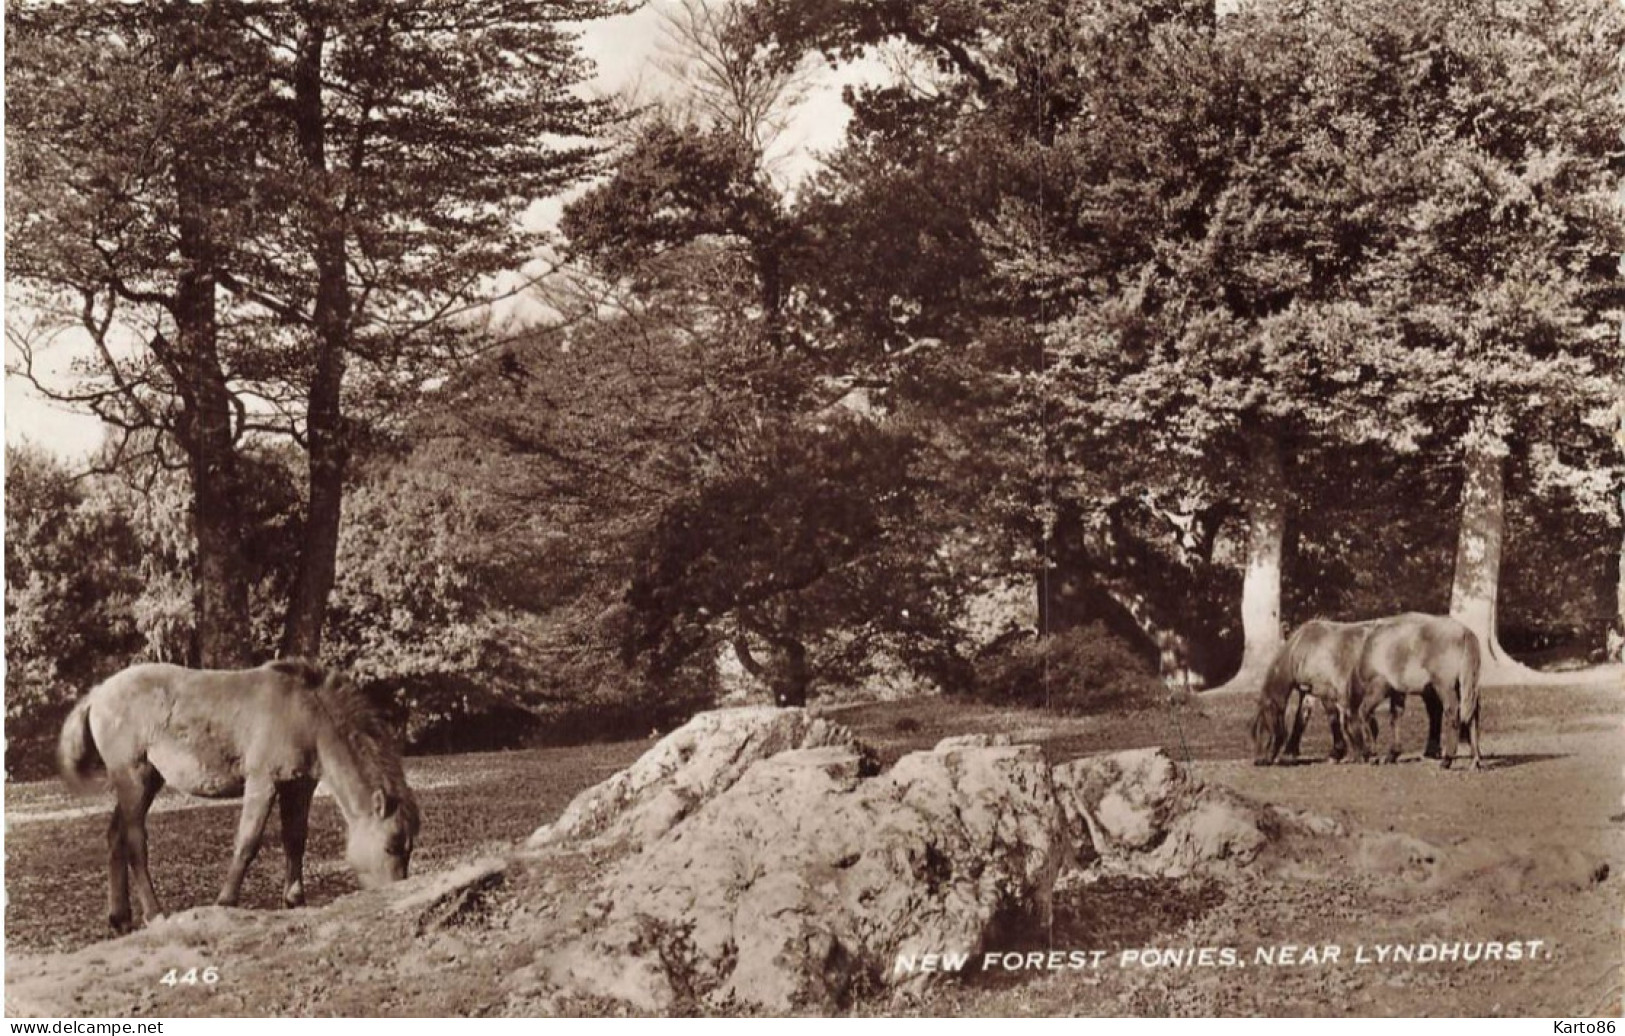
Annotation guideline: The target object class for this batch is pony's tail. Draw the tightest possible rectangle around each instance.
[57,697,104,794]
[1458,630,1483,732]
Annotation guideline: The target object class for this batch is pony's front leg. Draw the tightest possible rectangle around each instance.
[107,805,131,933]
[276,778,317,908]
[1383,694,1404,764]
[1283,691,1310,761]
[217,777,276,907]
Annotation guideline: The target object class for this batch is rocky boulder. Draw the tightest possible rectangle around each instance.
[540,736,1067,1014]
[527,706,872,853]
[1053,747,1311,878]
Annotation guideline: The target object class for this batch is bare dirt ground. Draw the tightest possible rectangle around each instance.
[5,679,1621,1016]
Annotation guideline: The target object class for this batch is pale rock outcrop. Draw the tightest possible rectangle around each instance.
[541,736,1065,1013]
[1053,747,1288,878]
[527,706,871,852]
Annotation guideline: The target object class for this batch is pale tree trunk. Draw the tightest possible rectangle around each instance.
[1449,419,1539,682]
[1616,486,1624,660]
[1213,434,1286,692]
[1615,408,1625,660]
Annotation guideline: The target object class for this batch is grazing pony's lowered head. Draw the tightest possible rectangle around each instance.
[1252,643,1295,765]
[281,661,421,888]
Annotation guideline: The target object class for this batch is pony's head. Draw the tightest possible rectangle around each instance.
[301,663,421,888]
[1250,693,1285,765]
[345,786,419,888]
[1252,642,1297,765]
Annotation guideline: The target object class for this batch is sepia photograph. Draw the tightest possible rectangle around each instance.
[3,0,1623,1020]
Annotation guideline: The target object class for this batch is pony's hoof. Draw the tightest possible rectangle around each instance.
[283,890,306,909]
[1438,757,1454,771]
[109,914,132,935]
[1423,745,1442,760]
[215,894,240,908]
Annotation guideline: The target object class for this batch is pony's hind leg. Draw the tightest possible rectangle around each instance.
[1438,686,1462,770]
[1325,704,1347,762]
[107,805,131,933]
[112,764,165,925]
[276,778,317,908]
[217,776,277,907]
[1465,711,1483,771]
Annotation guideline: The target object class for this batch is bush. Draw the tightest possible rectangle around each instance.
[972,623,1163,712]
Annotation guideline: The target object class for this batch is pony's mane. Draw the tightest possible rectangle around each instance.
[290,661,420,835]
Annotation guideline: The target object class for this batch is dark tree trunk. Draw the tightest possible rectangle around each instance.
[736,614,810,707]
[174,158,251,668]
[280,17,351,660]
[771,637,809,707]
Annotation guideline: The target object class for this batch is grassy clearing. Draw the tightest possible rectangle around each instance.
[6,678,1618,977]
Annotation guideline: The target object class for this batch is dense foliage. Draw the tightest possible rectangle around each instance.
[7,0,1622,767]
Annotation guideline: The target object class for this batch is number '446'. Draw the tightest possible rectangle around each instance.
[160,967,219,986]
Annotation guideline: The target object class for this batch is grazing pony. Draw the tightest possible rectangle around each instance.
[58,659,419,932]
[1353,613,1483,770]
[1252,619,1379,765]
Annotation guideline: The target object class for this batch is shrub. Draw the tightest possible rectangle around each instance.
[973,623,1163,712]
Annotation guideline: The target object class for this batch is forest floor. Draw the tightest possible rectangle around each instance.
[5,678,1622,1016]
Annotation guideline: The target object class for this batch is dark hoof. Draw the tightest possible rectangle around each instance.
[1439,757,1454,770]
[1253,758,1272,767]
[283,893,306,909]
[109,913,132,935]
[1423,745,1442,759]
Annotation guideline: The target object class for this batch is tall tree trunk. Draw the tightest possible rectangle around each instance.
[280,18,351,660]
[1214,433,1286,692]
[174,158,251,668]
[1449,419,1519,668]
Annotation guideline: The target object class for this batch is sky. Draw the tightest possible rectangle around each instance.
[3,2,872,461]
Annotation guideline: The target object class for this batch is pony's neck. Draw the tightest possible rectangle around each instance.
[314,720,377,824]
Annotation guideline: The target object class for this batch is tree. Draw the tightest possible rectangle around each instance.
[1335,0,1625,675]
[4,446,145,740]
[7,0,623,663]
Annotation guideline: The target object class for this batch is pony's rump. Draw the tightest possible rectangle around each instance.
[57,696,103,794]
